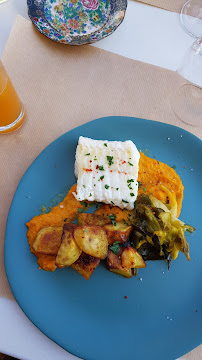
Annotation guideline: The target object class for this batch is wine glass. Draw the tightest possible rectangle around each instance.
[180,0,202,38]
[170,1,202,127]
[171,37,202,127]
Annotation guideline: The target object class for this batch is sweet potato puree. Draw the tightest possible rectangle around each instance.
[26,152,184,271]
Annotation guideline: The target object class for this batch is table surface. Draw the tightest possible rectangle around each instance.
[0,1,197,359]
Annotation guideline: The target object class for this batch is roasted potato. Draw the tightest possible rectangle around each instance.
[71,252,100,280]
[104,222,133,245]
[32,226,63,255]
[56,224,82,268]
[74,226,108,259]
[121,246,146,269]
[78,213,111,226]
[107,249,132,278]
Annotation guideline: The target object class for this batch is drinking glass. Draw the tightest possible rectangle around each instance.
[180,0,202,38]
[0,61,25,134]
[170,37,202,127]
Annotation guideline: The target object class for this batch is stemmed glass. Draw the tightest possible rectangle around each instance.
[171,0,202,127]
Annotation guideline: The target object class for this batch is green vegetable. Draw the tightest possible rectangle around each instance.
[99,166,105,171]
[130,194,195,267]
[105,185,110,189]
[109,241,121,255]
[108,214,116,226]
[107,156,114,166]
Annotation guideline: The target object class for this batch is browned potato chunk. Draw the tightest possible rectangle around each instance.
[104,222,133,245]
[78,213,111,226]
[32,227,63,255]
[107,250,132,278]
[121,246,146,269]
[71,252,100,280]
[74,226,108,259]
[56,223,82,268]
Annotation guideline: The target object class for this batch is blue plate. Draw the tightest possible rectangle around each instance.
[4,116,202,360]
[27,0,127,45]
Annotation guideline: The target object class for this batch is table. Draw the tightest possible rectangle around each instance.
[0,1,196,359]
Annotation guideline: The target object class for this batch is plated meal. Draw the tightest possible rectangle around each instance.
[26,135,195,279]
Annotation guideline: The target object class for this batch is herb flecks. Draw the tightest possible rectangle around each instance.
[100,175,104,180]
[128,162,134,166]
[130,193,135,197]
[107,156,114,166]
[99,165,105,171]
[105,184,110,189]
[122,199,129,203]
[107,213,116,226]
[85,153,90,156]
[104,143,108,147]
[109,241,121,255]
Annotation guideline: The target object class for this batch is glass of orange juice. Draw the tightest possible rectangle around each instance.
[0,60,25,134]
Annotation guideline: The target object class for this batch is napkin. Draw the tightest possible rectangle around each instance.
[134,0,187,13]
[0,15,201,302]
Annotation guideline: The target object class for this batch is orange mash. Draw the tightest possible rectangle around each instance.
[26,153,184,271]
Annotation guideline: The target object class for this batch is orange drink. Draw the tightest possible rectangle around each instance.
[0,61,25,134]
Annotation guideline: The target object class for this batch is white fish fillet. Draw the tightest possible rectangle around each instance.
[73,136,140,210]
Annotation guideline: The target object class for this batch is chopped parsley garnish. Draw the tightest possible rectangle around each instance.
[127,179,134,183]
[128,162,133,166]
[105,184,109,189]
[143,187,146,192]
[116,188,119,190]
[157,161,160,164]
[94,184,96,187]
[84,229,87,233]
[100,175,104,180]
[89,193,92,197]
[172,165,176,169]
[122,199,129,203]
[123,219,129,226]
[80,201,88,207]
[107,213,116,226]
[111,201,115,205]
[130,193,135,197]
[83,185,86,188]
[104,143,108,147]
[64,218,67,222]
[109,241,121,255]
[138,181,141,186]
[78,208,83,213]
[85,153,90,156]
[107,156,114,166]
[99,165,105,171]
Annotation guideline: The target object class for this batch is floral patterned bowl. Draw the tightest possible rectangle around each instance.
[27,0,127,45]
